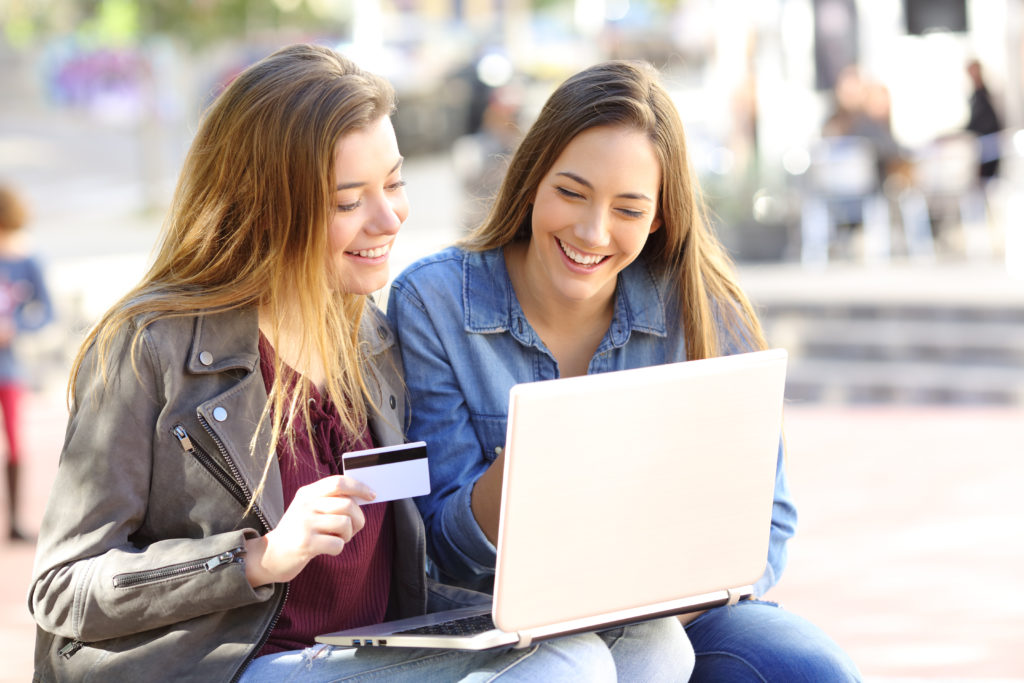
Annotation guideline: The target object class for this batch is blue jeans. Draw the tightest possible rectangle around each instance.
[240,620,692,682]
[241,584,693,682]
[238,637,615,682]
[685,598,862,682]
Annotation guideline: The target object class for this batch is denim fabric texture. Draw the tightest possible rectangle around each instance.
[387,246,796,596]
[685,599,862,681]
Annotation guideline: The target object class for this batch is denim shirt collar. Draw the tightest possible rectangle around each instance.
[462,247,669,348]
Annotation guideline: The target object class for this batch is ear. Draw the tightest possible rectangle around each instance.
[649,214,663,234]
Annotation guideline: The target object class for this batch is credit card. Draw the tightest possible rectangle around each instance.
[342,441,429,505]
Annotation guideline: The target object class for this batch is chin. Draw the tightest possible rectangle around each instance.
[344,278,389,296]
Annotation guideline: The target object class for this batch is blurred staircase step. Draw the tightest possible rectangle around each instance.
[741,264,1024,406]
[784,357,1024,405]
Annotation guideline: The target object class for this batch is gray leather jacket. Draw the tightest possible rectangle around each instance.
[29,305,428,682]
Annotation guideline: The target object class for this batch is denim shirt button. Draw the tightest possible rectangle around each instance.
[199,351,213,366]
[212,406,228,422]
[494,446,503,457]
[389,394,397,410]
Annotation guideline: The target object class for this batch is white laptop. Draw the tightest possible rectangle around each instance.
[317,348,788,650]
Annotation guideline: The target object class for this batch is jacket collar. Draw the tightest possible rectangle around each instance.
[188,308,260,375]
[462,247,669,347]
[187,303,395,376]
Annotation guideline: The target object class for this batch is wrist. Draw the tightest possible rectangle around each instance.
[243,534,272,588]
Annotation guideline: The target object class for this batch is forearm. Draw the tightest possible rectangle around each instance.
[469,450,505,544]
[31,531,269,641]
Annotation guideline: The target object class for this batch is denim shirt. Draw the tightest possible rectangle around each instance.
[387,246,796,597]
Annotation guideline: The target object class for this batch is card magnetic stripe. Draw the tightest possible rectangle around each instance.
[343,446,427,470]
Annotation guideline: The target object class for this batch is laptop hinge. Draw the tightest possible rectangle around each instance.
[725,588,743,606]
[514,632,533,649]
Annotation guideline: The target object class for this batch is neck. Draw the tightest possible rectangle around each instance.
[258,304,326,389]
[506,243,614,329]
[0,232,23,256]
[504,243,614,377]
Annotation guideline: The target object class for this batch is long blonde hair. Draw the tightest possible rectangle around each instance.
[461,60,766,358]
[70,44,397,497]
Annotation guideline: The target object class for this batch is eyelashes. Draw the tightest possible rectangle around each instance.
[554,186,647,219]
[336,179,407,213]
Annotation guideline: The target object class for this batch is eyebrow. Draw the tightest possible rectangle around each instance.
[335,157,404,191]
[555,171,655,202]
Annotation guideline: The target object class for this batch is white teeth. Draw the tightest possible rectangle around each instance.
[350,245,390,258]
[558,239,604,266]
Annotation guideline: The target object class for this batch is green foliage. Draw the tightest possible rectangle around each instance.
[6,0,349,48]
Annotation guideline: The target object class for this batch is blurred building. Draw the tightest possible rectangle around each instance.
[2,0,1022,262]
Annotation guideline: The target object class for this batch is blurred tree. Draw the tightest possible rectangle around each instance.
[139,0,347,47]
[2,0,351,49]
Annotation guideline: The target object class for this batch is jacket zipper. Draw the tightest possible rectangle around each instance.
[185,416,287,681]
[112,547,245,588]
[58,640,84,659]
[58,548,246,660]
[172,424,249,508]
[195,416,273,533]
[231,583,289,683]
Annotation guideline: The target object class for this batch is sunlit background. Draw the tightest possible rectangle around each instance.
[1,1,1023,680]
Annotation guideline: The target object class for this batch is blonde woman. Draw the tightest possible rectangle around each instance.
[389,60,862,681]
[29,44,619,682]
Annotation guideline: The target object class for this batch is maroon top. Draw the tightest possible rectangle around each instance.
[257,334,393,655]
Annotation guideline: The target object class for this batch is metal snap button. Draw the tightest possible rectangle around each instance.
[494,446,503,457]
[213,406,228,422]
[389,395,397,409]
[199,351,213,366]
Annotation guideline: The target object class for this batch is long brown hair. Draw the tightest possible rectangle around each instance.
[70,44,397,496]
[461,60,765,358]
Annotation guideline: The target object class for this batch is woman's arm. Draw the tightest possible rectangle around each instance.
[756,439,797,595]
[387,276,501,585]
[28,327,270,642]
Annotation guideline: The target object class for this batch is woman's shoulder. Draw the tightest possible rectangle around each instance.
[391,245,468,288]
[102,308,256,368]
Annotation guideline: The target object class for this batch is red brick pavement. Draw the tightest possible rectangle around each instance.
[3,392,1023,681]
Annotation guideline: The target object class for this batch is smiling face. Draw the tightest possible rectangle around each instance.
[523,125,662,309]
[328,115,409,294]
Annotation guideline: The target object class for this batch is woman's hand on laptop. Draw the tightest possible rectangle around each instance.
[244,475,375,587]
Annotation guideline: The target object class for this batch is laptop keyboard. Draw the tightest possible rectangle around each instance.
[395,612,496,637]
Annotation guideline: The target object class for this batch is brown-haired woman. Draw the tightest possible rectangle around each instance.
[29,44,620,682]
[389,60,862,681]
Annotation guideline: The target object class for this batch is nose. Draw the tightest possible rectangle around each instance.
[573,207,611,248]
[369,191,408,236]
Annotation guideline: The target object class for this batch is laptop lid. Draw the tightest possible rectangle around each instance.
[492,348,788,639]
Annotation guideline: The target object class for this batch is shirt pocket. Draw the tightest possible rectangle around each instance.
[470,414,508,463]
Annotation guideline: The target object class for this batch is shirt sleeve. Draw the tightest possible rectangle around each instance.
[755,438,797,596]
[718,313,797,596]
[387,276,498,588]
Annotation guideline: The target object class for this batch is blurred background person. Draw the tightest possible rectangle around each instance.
[451,82,524,230]
[964,58,1003,183]
[822,65,905,193]
[0,184,54,543]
